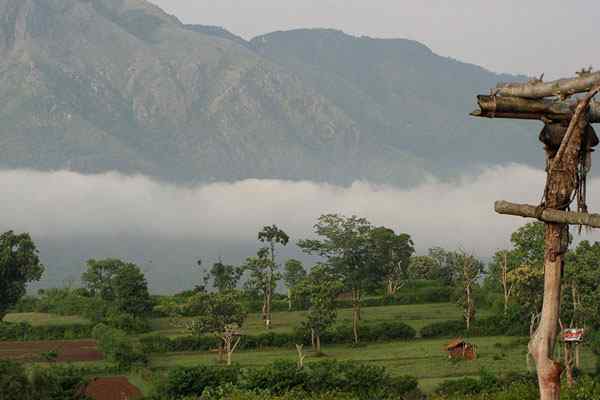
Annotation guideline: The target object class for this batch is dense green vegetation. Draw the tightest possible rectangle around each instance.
[3,216,600,399]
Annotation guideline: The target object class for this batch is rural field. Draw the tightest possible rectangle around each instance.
[4,301,596,396]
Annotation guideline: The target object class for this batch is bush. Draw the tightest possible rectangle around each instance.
[140,320,415,354]
[30,365,90,400]
[0,360,32,400]
[157,360,421,400]
[0,361,90,400]
[157,364,241,399]
[92,323,147,369]
[0,322,94,341]
[420,314,528,339]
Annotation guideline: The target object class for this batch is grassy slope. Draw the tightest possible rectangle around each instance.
[3,313,89,326]
[149,302,490,337]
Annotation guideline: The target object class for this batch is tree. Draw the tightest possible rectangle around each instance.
[368,227,414,296]
[454,251,483,330]
[282,259,306,311]
[428,247,461,286]
[243,247,279,329]
[564,241,600,329]
[82,259,152,317]
[112,263,153,316]
[298,214,376,344]
[408,255,439,281]
[486,249,519,315]
[178,291,246,365]
[0,231,44,321]
[205,261,243,293]
[257,225,289,329]
[510,222,546,268]
[296,265,343,354]
[82,259,121,300]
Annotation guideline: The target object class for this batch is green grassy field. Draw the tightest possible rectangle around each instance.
[6,303,592,395]
[3,312,89,326]
[149,302,490,337]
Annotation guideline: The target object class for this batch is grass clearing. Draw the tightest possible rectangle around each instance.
[149,302,488,337]
[3,313,89,326]
[148,335,595,392]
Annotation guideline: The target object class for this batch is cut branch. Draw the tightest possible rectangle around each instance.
[471,96,600,123]
[494,201,600,228]
[496,71,600,99]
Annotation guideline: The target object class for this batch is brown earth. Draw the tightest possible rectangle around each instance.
[0,339,103,362]
[84,377,143,400]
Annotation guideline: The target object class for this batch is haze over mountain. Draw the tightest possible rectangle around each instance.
[2,0,571,291]
[0,0,542,187]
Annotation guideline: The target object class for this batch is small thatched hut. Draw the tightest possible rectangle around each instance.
[445,338,477,360]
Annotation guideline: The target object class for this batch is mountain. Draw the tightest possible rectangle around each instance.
[0,0,541,187]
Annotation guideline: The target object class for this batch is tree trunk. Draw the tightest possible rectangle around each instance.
[496,71,600,99]
[495,200,600,228]
[471,95,600,123]
[288,288,293,311]
[528,91,596,400]
[565,341,575,387]
[352,288,360,344]
[311,328,316,351]
[315,334,321,355]
[501,252,511,316]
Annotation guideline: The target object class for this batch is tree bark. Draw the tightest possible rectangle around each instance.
[496,71,600,99]
[528,91,597,400]
[494,200,600,228]
[471,95,600,123]
[288,288,293,311]
[315,334,321,355]
[352,288,360,344]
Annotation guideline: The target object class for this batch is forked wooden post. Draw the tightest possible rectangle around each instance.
[472,72,600,400]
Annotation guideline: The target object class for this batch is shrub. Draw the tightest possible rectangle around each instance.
[157,364,240,399]
[0,322,94,341]
[30,365,90,400]
[155,360,420,400]
[0,360,32,400]
[92,323,147,369]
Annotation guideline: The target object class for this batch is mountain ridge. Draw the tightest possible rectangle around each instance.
[0,0,541,187]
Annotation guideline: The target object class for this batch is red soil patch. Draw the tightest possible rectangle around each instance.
[0,340,103,362]
[84,377,143,400]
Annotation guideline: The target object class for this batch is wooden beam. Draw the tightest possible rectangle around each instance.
[494,200,600,228]
[496,71,600,99]
[471,96,600,123]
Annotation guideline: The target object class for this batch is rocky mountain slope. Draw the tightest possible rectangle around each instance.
[0,0,540,186]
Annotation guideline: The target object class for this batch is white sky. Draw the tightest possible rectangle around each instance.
[152,0,600,79]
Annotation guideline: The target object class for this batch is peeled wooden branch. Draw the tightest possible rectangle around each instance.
[470,96,600,123]
[496,71,600,99]
[494,201,600,228]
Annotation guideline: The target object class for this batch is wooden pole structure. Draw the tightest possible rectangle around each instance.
[495,201,600,228]
[471,72,600,400]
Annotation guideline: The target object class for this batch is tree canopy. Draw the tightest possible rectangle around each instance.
[0,231,44,320]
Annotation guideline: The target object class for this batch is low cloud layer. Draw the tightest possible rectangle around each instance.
[3,165,600,291]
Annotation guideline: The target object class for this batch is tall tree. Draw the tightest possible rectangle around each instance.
[368,227,414,296]
[408,255,439,281]
[257,225,289,329]
[564,241,600,329]
[455,251,483,330]
[112,263,153,316]
[243,247,279,329]
[486,249,518,315]
[0,231,44,320]
[282,259,306,311]
[297,264,343,354]
[82,259,152,317]
[298,214,376,344]
[205,261,243,293]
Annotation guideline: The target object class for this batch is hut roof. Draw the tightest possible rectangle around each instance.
[446,338,466,350]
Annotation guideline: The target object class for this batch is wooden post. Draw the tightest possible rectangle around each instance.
[472,78,600,400]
